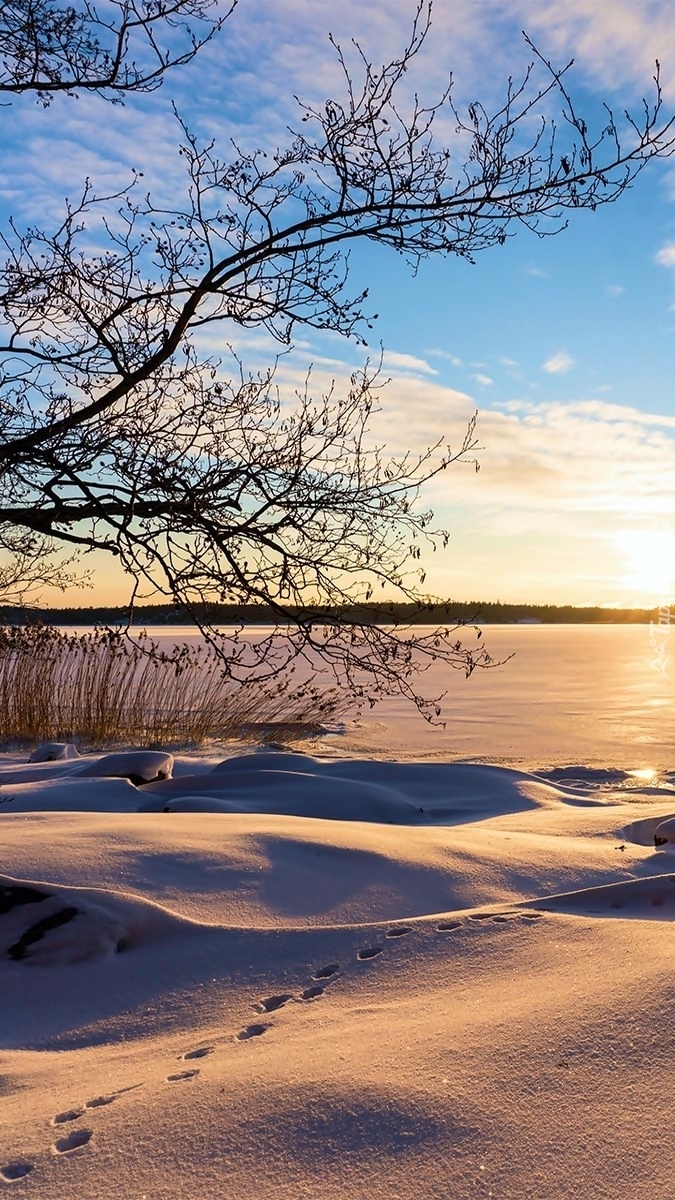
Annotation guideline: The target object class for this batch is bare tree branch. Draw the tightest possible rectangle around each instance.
[0,1,672,716]
[0,0,236,102]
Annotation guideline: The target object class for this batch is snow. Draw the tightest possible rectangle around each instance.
[4,736,675,1197]
[28,743,80,763]
[75,749,174,784]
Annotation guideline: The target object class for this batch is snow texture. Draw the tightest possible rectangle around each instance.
[4,742,675,1199]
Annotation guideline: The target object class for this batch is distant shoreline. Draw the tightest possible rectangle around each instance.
[0,601,662,626]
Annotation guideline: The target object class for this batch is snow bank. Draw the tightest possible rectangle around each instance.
[5,739,675,1199]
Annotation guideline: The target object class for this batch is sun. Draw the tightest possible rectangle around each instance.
[615,528,675,600]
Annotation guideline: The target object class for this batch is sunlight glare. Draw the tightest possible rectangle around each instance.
[615,529,675,599]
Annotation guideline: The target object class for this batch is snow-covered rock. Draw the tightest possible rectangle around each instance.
[28,742,80,763]
[76,750,174,785]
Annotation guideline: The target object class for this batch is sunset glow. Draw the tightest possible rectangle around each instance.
[615,529,675,599]
[1,2,673,609]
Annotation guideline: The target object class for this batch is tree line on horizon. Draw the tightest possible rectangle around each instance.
[0,601,657,626]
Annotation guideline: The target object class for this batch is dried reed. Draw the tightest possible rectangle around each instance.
[0,624,347,746]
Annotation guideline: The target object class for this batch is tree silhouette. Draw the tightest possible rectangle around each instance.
[0,2,673,715]
[0,0,234,102]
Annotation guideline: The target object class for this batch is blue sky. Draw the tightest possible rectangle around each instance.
[3,0,675,608]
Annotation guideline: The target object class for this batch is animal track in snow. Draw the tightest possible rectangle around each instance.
[300,984,324,1001]
[166,1069,199,1082]
[357,946,383,961]
[434,911,545,932]
[0,1162,33,1182]
[236,1023,268,1041]
[254,993,292,1014]
[312,963,340,981]
[52,1109,83,1126]
[84,1093,118,1109]
[181,1046,214,1061]
[434,911,546,932]
[386,925,412,938]
[51,1083,142,1131]
[52,1129,92,1154]
[469,912,519,923]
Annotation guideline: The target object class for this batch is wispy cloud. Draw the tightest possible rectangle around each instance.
[655,244,675,269]
[472,373,493,387]
[511,0,675,101]
[426,348,463,367]
[268,350,675,519]
[542,351,575,375]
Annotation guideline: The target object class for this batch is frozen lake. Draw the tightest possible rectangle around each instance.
[63,622,673,773]
[343,622,675,773]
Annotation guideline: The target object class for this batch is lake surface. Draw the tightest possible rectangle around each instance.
[337,623,675,773]
[62,622,669,774]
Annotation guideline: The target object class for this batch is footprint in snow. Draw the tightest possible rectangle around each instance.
[300,984,324,1001]
[386,925,412,938]
[236,1024,268,1041]
[52,1129,92,1154]
[51,1083,142,1133]
[0,1162,33,1182]
[312,963,340,981]
[444,911,542,928]
[84,1094,117,1109]
[181,1046,214,1061]
[357,946,383,961]
[52,1109,83,1126]
[254,993,292,1014]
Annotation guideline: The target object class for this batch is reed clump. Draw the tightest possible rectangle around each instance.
[0,624,347,746]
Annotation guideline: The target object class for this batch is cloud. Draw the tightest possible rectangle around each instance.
[471,373,493,386]
[542,351,575,375]
[606,284,625,297]
[51,322,675,605]
[267,349,675,520]
[525,266,549,278]
[381,350,438,376]
[510,0,675,102]
[426,348,463,367]
[655,245,675,269]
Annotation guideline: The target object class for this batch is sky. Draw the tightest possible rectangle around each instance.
[3,0,675,609]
